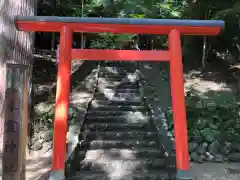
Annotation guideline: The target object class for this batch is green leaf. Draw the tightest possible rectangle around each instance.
[196,118,209,129]
[201,128,220,142]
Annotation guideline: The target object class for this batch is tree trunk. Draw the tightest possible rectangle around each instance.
[201,36,207,70]
[50,32,56,52]
[0,0,36,179]
[50,0,56,52]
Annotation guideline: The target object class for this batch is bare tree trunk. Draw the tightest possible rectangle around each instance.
[0,0,36,179]
[50,33,56,52]
[201,36,207,69]
[50,0,56,52]
[201,9,211,70]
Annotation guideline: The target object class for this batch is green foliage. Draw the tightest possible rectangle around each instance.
[182,0,240,61]
[38,0,240,63]
[155,0,186,18]
[36,106,55,125]
[90,33,117,49]
[167,87,240,143]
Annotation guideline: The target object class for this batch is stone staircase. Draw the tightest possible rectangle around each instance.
[66,62,176,180]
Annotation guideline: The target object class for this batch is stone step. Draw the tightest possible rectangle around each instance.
[81,140,158,149]
[93,95,141,103]
[78,158,166,172]
[67,170,169,180]
[100,64,127,69]
[99,68,127,75]
[96,86,139,93]
[101,68,135,72]
[91,99,143,106]
[98,76,129,81]
[98,83,139,89]
[94,92,140,99]
[97,80,139,87]
[95,89,139,95]
[99,73,128,78]
[100,74,128,80]
[85,131,158,141]
[76,148,164,160]
[98,78,139,84]
[99,73,138,81]
[86,110,146,117]
[103,61,135,65]
[101,73,128,78]
[90,104,146,111]
[86,123,149,132]
[101,64,135,69]
[85,115,150,124]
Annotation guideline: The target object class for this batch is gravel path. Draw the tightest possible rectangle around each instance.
[191,162,240,180]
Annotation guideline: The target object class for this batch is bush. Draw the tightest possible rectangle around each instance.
[166,86,240,143]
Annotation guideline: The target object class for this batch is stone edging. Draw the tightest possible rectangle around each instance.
[66,63,101,160]
[136,64,176,169]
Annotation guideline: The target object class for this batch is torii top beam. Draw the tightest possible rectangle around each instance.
[15,16,224,35]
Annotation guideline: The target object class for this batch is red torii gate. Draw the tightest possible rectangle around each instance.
[15,16,224,180]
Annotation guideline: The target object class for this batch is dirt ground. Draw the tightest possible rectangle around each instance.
[25,144,51,180]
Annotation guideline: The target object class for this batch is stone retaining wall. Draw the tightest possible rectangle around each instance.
[137,62,176,168]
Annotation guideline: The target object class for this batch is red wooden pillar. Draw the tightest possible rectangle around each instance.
[51,26,72,178]
[168,29,191,179]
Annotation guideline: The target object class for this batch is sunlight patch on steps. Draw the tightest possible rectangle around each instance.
[124,111,149,123]
[104,67,122,74]
[126,73,139,83]
[98,72,138,85]
[83,149,139,179]
[97,88,139,102]
[84,149,138,160]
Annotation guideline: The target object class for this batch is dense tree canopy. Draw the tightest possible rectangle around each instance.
[36,0,240,68]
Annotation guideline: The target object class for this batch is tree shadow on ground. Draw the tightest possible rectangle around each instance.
[140,60,239,108]
[33,58,98,104]
[25,156,51,180]
[183,58,240,97]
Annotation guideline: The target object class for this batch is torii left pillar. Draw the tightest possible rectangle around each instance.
[50,26,72,178]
